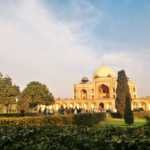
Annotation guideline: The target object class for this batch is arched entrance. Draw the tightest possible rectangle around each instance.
[99,84,110,98]
[141,102,146,111]
[106,102,112,110]
[81,89,87,100]
[133,102,138,110]
[98,102,105,112]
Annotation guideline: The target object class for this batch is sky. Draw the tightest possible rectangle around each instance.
[0,0,150,98]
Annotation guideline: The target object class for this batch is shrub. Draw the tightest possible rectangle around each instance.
[134,112,150,118]
[133,107,144,112]
[124,96,134,125]
[0,113,106,126]
[110,112,122,118]
[0,125,149,150]
[74,112,106,126]
[0,113,39,117]
[44,114,74,125]
[0,115,75,126]
[145,117,150,126]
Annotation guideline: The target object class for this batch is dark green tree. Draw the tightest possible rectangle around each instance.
[124,95,134,125]
[115,70,127,115]
[21,81,54,110]
[115,70,134,124]
[0,73,20,113]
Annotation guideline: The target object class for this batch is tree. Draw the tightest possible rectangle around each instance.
[124,95,134,125]
[0,73,20,113]
[20,81,54,111]
[115,70,134,124]
[115,70,127,115]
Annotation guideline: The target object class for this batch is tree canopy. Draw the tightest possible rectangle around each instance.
[0,73,20,112]
[21,81,54,109]
[115,70,128,115]
[115,71,131,113]
[115,70,134,124]
[124,95,134,125]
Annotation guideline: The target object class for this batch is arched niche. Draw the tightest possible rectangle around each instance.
[99,84,110,98]
[141,102,146,111]
[81,89,87,100]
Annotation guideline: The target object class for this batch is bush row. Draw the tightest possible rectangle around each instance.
[134,112,150,118]
[0,124,149,150]
[0,113,39,117]
[110,112,123,118]
[74,112,106,126]
[110,112,150,119]
[0,113,106,126]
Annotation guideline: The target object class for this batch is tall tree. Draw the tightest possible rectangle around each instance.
[115,70,127,115]
[115,70,134,124]
[124,95,134,125]
[20,81,54,111]
[0,73,20,113]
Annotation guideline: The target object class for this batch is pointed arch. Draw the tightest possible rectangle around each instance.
[99,84,110,98]
[81,89,87,100]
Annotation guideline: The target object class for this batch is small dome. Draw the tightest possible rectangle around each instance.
[81,77,89,83]
[94,66,116,78]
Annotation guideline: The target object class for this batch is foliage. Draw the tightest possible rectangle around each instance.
[110,112,122,118]
[124,96,134,125]
[133,107,144,112]
[0,73,20,112]
[74,113,106,126]
[20,81,54,111]
[0,115,74,126]
[115,70,134,125]
[115,70,127,115]
[0,124,149,150]
[134,112,150,118]
[145,117,150,126]
[0,113,106,126]
[0,113,39,117]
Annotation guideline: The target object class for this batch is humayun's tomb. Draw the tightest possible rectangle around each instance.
[50,66,150,112]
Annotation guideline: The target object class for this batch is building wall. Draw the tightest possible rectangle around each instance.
[74,76,137,100]
[0,103,18,113]
[128,80,137,98]
[52,98,150,112]
[74,82,93,100]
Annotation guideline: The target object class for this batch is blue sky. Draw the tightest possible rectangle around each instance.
[45,0,150,50]
[0,0,150,97]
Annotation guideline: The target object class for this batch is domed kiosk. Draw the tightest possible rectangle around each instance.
[81,77,89,83]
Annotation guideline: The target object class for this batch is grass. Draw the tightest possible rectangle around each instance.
[96,117,146,128]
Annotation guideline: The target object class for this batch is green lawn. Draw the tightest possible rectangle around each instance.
[97,117,146,128]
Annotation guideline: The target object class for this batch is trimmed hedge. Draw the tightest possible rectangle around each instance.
[134,112,150,118]
[110,112,123,118]
[0,113,106,126]
[0,113,39,117]
[0,115,73,126]
[74,113,106,126]
[110,112,150,119]
[0,125,149,150]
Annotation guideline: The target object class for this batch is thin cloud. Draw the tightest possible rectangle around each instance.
[0,0,99,97]
[0,0,149,97]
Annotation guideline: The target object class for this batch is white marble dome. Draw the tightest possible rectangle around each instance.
[94,66,116,78]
